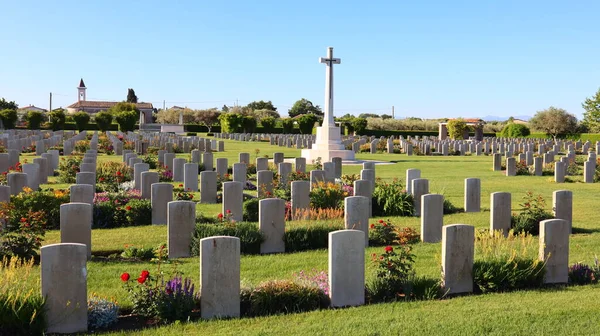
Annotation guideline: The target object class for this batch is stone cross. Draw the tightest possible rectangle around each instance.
[319,47,341,128]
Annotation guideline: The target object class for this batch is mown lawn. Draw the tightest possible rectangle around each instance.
[32,137,600,334]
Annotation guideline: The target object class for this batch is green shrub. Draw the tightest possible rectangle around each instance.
[368,219,397,246]
[443,199,463,214]
[24,111,44,130]
[242,116,257,133]
[501,123,531,138]
[372,179,414,216]
[352,117,368,135]
[243,198,259,222]
[447,118,468,139]
[309,181,348,209]
[402,274,442,300]
[72,112,91,132]
[0,257,46,336]
[473,258,545,293]
[94,112,113,133]
[281,118,294,133]
[367,244,415,303]
[5,189,70,231]
[219,113,244,133]
[120,245,157,260]
[261,116,276,133]
[297,114,319,134]
[0,109,18,129]
[284,224,342,252]
[240,280,329,317]
[510,191,553,235]
[115,110,137,132]
[142,154,158,169]
[124,199,152,226]
[57,155,82,183]
[191,222,264,255]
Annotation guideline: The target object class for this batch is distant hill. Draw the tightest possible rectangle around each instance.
[481,115,531,122]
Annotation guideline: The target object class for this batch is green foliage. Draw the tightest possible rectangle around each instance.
[88,294,119,329]
[57,155,82,183]
[242,115,257,133]
[474,231,545,293]
[529,106,578,141]
[219,113,244,133]
[191,222,265,255]
[351,117,368,134]
[240,280,329,317]
[24,111,44,129]
[48,109,66,131]
[120,245,157,260]
[443,199,463,214]
[372,179,414,216]
[72,112,91,132]
[115,110,138,132]
[0,98,18,111]
[284,224,342,252]
[124,199,152,226]
[0,209,47,260]
[510,191,553,235]
[297,114,319,134]
[0,257,46,336]
[154,276,197,323]
[500,123,531,138]
[0,109,18,129]
[288,98,323,117]
[281,118,294,133]
[368,219,397,246]
[94,112,113,132]
[107,102,139,114]
[126,88,138,103]
[243,198,259,222]
[447,118,468,139]
[142,154,158,169]
[246,100,277,111]
[309,182,348,209]
[261,116,276,133]
[194,109,221,133]
[5,189,70,231]
[367,244,415,303]
[582,87,600,132]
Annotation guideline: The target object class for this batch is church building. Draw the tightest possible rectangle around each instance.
[66,79,154,123]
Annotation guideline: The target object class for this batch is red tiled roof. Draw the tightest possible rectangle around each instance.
[67,101,153,109]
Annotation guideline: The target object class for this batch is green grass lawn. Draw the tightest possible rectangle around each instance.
[30,138,600,334]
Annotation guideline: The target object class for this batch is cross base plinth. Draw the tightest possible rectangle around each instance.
[301,125,355,163]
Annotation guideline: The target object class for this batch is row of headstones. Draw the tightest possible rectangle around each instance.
[119,131,226,154]
[497,150,597,183]
[1,129,66,155]
[40,214,572,333]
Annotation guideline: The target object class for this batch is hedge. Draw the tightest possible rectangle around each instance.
[356,130,496,138]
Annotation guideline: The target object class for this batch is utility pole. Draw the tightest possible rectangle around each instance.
[392,105,395,119]
[49,92,52,112]
[163,100,166,111]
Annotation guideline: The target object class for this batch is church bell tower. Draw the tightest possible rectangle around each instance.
[77,78,87,102]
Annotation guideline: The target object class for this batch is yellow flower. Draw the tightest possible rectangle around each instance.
[22,186,33,193]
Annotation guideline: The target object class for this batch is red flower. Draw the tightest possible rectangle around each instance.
[20,217,27,222]
[370,224,375,229]
[121,273,130,282]
[137,276,147,284]
[226,209,231,214]
[378,219,384,224]
[179,184,183,187]
[126,206,132,211]
[99,177,105,182]
[217,213,224,219]
[385,246,393,253]
[140,270,150,278]
[116,171,122,176]
[382,223,387,227]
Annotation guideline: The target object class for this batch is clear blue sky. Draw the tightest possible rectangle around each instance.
[2,0,599,119]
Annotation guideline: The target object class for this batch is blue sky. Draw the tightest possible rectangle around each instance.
[2,0,599,119]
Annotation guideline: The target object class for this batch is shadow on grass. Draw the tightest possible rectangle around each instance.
[572,227,600,235]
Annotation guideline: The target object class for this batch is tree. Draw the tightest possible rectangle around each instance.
[0,109,18,129]
[447,118,468,140]
[242,116,257,133]
[500,123,530,138]
[252,109,280,120]
[24,111,45,129]
[222,105,229,112]
[529,107,578,141]
[246,100,277,112]
[288,98,323,118]
[107,102,139,114]
[351,117,368,135]
[194,109,221,133]
[115,111,137,132]
[281,118,294,133]
[297,114,319,134]
[219,113,244,133]
[94,112,113,132]
[582,87,600,132]
[126,89,138,103]
[260,116,276,133]
[358,113,380,119]
[0,98,17,111]
[72,112,91,132]
[48,109,66,131]
[381,114,393,120]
